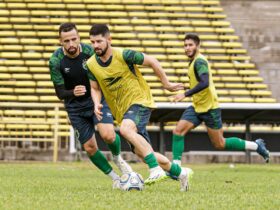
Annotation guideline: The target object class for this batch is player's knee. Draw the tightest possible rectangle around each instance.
[100,132,115,144]
[120,125,133,139]
[83,140,98,156]
[173,127,186,136]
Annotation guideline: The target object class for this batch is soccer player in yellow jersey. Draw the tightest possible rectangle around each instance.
[171,33,269,166]
[86,24,193,191]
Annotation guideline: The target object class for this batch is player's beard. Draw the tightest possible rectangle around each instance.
[186,49,197,59]
[95,42,109,57]
[66,46,78,55]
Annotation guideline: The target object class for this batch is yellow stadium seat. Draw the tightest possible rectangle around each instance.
[238,70,258,75]
[234,63,255,69]
[22,52,42,59]
[33,74,50,80]
[25,110,46,117]
[207,14,227,19]
[224,83,246,89]
[40,96,59,102]
[0,88,13,93]
[29,67,49,73]
[255,98,276,103]
[0,73,12,79]
[36,88,55,94]
[221,76,241,82]
[195,27,215,33]
[20,38,40,44]
[138,33,157,39]
[25,60,46,66]
[246,84,267,89]
[145,47,166,53]
[243,77,263,82]
[151,19,170,25]
[7,3,27,8]
[111,19,130,25]
[0,95,18,101]
[142,40,161,47]
[15,81,36,87]
[0,66,8,72]
[187,13,208,19]
[227,49,247,54]
[134,26,154,32]
[215,28,235,34]
[229,90,250,96]
[12,73,32,80]
[37,81,53,87]
[251,90,272,96]
[0,52,21,59]
[233,97,254,103]
[204,7,223,12]
[0,38,19,44]
[10,10,30,16]
[10,17,29,23]
[218,97,233,103]
[0,31,16,36]
[113,25,133,31]
[6,124,28,129]
[14,88,35,94]
[131,19,150,25]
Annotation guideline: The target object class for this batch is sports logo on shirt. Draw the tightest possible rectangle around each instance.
[82,59,88,71]
[64,68,70,73]
[103,77,122,87]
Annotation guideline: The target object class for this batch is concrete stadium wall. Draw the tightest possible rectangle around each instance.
[221,0,280,101]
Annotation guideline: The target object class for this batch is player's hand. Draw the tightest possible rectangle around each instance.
[169,93,185,102]
[73,85,86,96]
[94,103,103,121]
[163,82,184,92]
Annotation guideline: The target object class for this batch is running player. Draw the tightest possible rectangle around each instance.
[86,24,193,192]
[170,33,270,166]
[49,23,132,189]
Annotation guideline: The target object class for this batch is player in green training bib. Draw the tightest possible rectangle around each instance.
[86,24,193,191]
[170,33,270,166]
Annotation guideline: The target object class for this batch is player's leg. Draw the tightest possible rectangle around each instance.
[68,111,120,189]
[154,152,194,191]
[172,106,201,166]
[204,108,269,162]
[120,105,167,185]
[95,100,132,173]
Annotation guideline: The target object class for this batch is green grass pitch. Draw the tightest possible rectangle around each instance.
[0,162,279,210]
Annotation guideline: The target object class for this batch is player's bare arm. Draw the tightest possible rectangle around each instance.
[142,54,184,92]
[90,80,103,121]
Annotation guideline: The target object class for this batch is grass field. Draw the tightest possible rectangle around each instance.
[0,162,279,210]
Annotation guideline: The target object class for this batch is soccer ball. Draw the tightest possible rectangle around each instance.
[120,172,144,191]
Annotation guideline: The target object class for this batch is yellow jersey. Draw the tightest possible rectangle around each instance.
[87,47,155,123]
[188,53,219,113]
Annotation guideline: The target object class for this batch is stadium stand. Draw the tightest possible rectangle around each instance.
[0,0,279,161]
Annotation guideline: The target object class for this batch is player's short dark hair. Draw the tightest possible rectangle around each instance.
[184,33,200,45]
[59,23,78,36]
[89,24,110,37]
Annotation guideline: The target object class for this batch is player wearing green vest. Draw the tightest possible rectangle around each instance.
[86,24,194,191]
[171,33,270,166]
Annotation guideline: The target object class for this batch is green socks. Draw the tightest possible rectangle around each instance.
[89,150,112,174]
[225,137,246,151]
[172,134,185,161]
[169,162,182,177]
[107,133,121,156]
[144,153,159,169]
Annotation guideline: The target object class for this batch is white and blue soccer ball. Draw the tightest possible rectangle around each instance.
[120,172,144,191]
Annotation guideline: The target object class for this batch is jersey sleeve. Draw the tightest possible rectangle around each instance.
[123,49,144,65]
[49,55,64,85]
[194,58,209,76]
[86,64,97,81]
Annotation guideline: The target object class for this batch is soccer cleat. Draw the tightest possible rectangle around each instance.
[179,167,194,192]
[255,139,270,163]
[112,178,121,190]
[113,155,133,174]
[144,167,168,186]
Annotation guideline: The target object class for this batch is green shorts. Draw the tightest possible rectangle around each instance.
[180,106,222,129]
